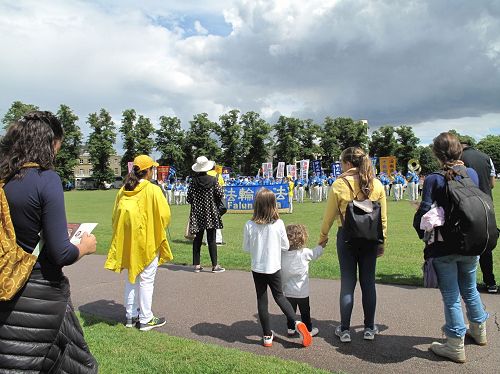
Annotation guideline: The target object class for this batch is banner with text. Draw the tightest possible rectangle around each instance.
[331,162,342,178]
[224,183,290,212]
[276,162,285,178]
[312,159,322,175]
[157,166,170,181]
[262,162,273,178]
[300,159,310,180]
[286,164,297,179]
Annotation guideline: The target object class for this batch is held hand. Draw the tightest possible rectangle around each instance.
[318,238,328,248]
[78,232,97,256]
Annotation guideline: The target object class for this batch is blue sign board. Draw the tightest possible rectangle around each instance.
[223,184,290,212]
[312,159,322,176]
[331,162,342,178]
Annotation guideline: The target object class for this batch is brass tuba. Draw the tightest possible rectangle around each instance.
[407,158,421,174]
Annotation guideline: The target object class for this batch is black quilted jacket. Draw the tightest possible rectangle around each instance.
[0,271,98,373]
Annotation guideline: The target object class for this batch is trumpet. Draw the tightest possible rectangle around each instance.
[407,158,421,174]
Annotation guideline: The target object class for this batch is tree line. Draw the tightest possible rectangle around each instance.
[2,101,499,187]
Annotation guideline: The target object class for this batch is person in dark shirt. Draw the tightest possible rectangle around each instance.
[0,111,98,372]
[461,139,497,294]
[414,133,488,363]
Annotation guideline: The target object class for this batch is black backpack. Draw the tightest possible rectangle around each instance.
[437,168,498,256]
[339,178,384,244]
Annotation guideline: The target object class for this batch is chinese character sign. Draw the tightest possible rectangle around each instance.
[262,162,273,178]
[331,162,342,178]
[127,161,134,173]
[312,160,322,175]
[300,159,309,180]
[286,164,297,179]
[157,166,170,181]
[379,156,397,176]
[276,162,285,178]
[223,184,290,212]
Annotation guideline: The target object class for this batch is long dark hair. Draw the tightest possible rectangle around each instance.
[0,111,64,180]
[340,147,374,196]
[432,132,463,181]
[124,165,150,191]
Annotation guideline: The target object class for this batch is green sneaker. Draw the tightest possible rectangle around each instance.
[139,316,166,331]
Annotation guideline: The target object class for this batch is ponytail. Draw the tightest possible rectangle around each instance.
[340,147,374,196]
[432,132,463,181]
[124,166,149,191]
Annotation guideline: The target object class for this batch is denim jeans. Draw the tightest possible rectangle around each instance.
[336,228,378,330]
[433,254,489,338]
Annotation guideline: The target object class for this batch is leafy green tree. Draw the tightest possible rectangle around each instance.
[273,115,303,164]
[417,145,440,175]
[87,109,116,188]
[335,117,369,151]
[54,105,83,186]
[477,135,500,173]
[2,101,39,129]
[448,129,476,147]
[300,119,323,161]
[240,111,273,176]
[369,126,398,157]
[394,125,420,172]
[119,109,137,176]
[182,113,221,174]
[135,115,155,155]
[156,115,185,167]
[218,109,243,173]
[320,116,341,164]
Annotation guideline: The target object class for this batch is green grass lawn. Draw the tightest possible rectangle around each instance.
[65,187,500,286]
[80,314,331,374]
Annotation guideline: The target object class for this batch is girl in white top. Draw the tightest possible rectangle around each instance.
[281,224,324,337]
[243,188,312,348]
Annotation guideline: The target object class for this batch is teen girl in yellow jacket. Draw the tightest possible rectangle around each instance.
[318,147,387,343]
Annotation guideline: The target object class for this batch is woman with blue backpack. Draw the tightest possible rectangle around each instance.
[413,132,492,363]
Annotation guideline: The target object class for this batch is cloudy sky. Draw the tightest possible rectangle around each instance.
[1,0,499,148]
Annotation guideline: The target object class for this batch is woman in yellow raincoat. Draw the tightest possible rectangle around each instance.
[105,155,172,331]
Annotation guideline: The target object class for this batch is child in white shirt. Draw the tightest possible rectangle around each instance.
[243,188,312,348]
[282,224,324,337]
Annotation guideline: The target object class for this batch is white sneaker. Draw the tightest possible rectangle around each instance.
[363,326,379,340]
[310,327,319,337]
[287,328,296,336]
[335,325,351,343]
[263,331,274,347]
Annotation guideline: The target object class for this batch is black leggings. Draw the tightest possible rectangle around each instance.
[193,228,217,266]
[252,270,297,336]
[286,297,312,331]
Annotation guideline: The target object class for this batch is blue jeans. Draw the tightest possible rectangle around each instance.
[433,255,488,338]
[337,228,378,330]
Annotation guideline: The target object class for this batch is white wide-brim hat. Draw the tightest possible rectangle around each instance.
[192,156,215,172]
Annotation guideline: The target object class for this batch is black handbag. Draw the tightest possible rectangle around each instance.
[218,199,227,216]
[339,178,384,244]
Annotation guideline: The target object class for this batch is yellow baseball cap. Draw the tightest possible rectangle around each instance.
[133,155,159,171]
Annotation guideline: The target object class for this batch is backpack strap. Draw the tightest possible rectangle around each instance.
[341,177,363,200]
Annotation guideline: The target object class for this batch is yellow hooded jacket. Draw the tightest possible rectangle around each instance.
[105,180,173,283]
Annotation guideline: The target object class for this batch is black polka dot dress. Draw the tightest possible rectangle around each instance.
[187,174,223,234]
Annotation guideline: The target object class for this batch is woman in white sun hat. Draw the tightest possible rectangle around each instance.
[187,156,225,273]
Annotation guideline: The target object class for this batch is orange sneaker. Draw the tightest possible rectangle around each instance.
[295,321,312,347]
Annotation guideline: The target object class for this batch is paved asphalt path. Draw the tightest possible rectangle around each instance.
[67,254,500,374]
